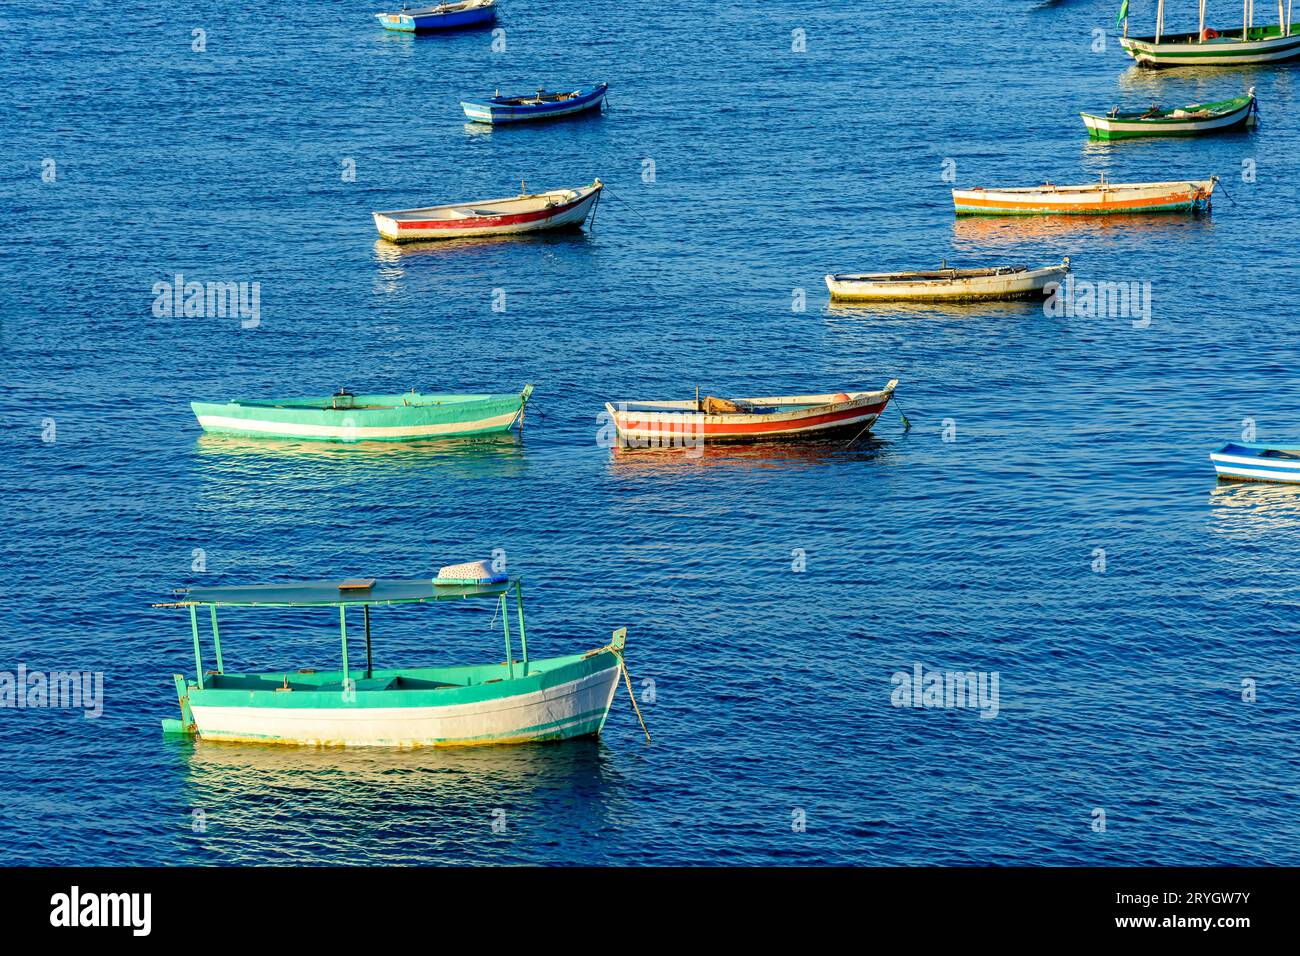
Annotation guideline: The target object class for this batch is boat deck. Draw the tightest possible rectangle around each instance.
[232,392,501,411]
[380,191,579,222]
[203,655,589,694]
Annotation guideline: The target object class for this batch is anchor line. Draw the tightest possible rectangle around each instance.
[608,647,651,742]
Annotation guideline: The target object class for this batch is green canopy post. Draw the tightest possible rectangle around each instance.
[363,605,373,679]
[514,580,528,676]
[339,605,349,683]
[209,605,224,673]
[500,594,514,679]
[189,604,204,690]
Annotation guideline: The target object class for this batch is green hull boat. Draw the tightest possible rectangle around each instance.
[192,384,532,442]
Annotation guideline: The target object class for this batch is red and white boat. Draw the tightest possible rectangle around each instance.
[373,179,602,242]
[604,380,899,446]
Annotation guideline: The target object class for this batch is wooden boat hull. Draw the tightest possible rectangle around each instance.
[373,182,602,242]
[375,1,496,32]
[192,387,531,442]
[1081,95,1256,139]
[1210,442,1300,483]
[825,261,1069,302]
[1121,25,1300,67]
[606,380,897,445]
[953,179,1215,216]
[462,83,607,124]
[179,651,623,747]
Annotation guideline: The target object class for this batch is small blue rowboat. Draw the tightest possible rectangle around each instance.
[1210,442,1300,483]
[462,83,608,124]
[375,0,496,32]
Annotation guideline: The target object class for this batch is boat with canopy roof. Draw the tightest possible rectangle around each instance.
[1118,0,1300,66]
[156,564,638,747]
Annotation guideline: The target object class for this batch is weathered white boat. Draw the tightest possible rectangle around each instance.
[953,174,1216,215]
[1210,441,1300,483]
[1119,1,1300,67]
[158,572,636,747]
[825,259,1070,302]
[604,380,898,446]
[373,180,602,242]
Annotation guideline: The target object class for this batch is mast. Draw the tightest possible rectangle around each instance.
[1199,0,1207,39]
[363,604,373,679]
[1156,0,1165,41]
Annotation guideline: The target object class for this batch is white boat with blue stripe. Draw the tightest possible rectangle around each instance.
[1210,441,1300,483]
[462,83,608,124]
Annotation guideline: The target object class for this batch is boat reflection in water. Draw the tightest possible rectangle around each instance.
[950,210,1215,247]
[1207,481,1300,534]
[608,435,893,475]
[169,736,624,865]
[826,296,1043,321]
[194,431,528,480]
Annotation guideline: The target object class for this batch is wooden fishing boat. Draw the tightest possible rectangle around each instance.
[605,380,898,446]
[157,572,632,747]
[1119,0,1299,66]
[826,258,1070,303]
[373,180,602,242]
[1081,89,1256,139]
[192,385,532,442]
[462,83,608,124]
[375,0,496,32]
[953,174,1216,216]
[1210,441,1300,483]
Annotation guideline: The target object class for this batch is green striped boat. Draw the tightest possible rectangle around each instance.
[1120,2,1300,67]
[1081,89,1257,139]
[191,384,532,442]
[158,574,634,748]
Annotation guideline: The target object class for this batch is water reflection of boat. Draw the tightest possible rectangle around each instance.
[826,297,1045,320]
[1207,481,1300,532]
[171,735,622,864]
[372,229,594,264]
[951,210,1215,246]
[194,431,529,478]
[608,435,893,474]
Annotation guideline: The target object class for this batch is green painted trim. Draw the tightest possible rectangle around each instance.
[339,606,349,685]
[184,649,619,711]
[500,593,514,679]
[514,580,529,675]
[209,605,223,672]
[189,604,204,689]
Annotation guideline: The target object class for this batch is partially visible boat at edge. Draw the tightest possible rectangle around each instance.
[826,259,1070,302]
[462,83,608,124]
[375,0,497,32]
[373,180,602,242]
[192,385,532,442]
[1081,89,1257,139]
[605,380,899,446]
[1119,1,1300,67]
[953,174,1216,215]
[1210,441,1300,483]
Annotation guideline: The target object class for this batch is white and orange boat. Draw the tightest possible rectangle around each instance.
[604,380,899,447]
[373,179,602,242]
[952,174,1216,216]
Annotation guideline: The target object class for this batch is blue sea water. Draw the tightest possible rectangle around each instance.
[2,0,1299,865]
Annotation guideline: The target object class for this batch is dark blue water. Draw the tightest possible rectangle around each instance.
[3,0,1298,865]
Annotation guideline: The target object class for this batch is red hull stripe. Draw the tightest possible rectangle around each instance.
[397,193,590,232]
[621,401,887,435]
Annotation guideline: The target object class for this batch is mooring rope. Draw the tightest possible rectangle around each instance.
[610,647,651,742]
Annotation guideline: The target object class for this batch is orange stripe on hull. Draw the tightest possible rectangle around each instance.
[956,191,1196,212]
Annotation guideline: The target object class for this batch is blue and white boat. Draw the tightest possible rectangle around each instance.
[375,0,497,32]
[461,83,608,124]
[1210,442,1300,483]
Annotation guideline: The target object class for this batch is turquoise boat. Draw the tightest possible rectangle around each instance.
[158,570,637,747]
[192,384,532,442]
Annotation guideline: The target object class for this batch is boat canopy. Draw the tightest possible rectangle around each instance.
[171,576,518,608]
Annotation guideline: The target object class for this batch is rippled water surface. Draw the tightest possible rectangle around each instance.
[3,0,1299,865]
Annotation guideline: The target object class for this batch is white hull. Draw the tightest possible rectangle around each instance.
[825,263,1068,302]
[190,664,623,747]
[1081,109,1254,136]
[1211,452,1300,483]
[373,184,601,242]
[1121,31,1300,66]
[194,409,519,441]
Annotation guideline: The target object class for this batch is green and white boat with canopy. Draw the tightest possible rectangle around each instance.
[1118,0,1300,66]
[157,563,642,748]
